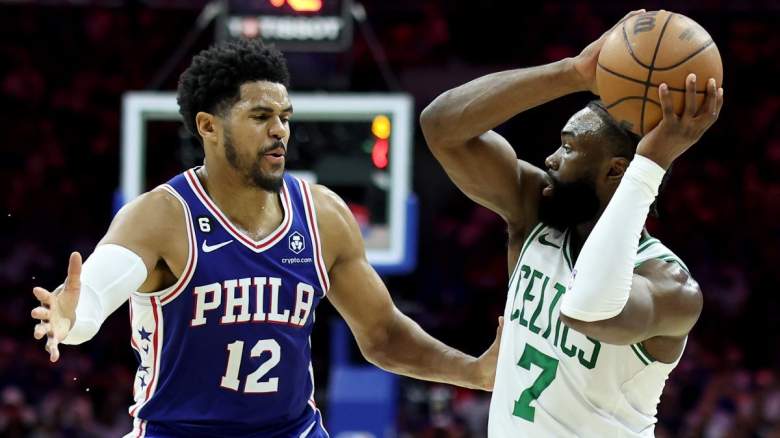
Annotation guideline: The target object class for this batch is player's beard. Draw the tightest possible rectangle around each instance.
[223,128,284,193]
[538,172,601,232]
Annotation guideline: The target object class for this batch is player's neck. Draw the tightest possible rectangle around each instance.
[196,164,283,239]
[571,203,608,261]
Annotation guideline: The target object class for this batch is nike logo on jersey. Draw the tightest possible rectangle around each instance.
[202,239,234,253]
[538,233,561,249]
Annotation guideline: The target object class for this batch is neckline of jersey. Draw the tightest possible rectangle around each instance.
[184,168,293,252]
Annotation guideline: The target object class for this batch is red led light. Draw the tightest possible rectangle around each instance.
[371,138,389,169]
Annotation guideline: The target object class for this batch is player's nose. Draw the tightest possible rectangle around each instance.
[545,152,560,170]
[268,117,288,140]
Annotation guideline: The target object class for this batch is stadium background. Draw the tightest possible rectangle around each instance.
[1,0,779,436]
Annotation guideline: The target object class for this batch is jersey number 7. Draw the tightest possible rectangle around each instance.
[513,343,559,422]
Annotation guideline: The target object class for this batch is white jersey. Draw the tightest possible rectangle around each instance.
[488,223,688,437]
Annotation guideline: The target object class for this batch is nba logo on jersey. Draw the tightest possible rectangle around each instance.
[289,231,305,254]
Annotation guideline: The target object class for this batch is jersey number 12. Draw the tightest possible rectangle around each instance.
[220,339,280,393]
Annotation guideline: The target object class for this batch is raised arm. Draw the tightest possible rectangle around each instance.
[419,9,645,234]
[419,62,577,232]
[560,75,723,352]
[314,185,502,390]
[30,189,185,361]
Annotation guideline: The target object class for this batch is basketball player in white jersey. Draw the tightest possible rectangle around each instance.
[29,39,501,437]
[421,10,724,437]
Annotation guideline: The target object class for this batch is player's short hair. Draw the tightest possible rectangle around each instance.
[586,100,641,159]
[586,100,670,217]
[177,38,290,143]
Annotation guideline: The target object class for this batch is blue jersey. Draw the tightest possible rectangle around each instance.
[125,168,330,438]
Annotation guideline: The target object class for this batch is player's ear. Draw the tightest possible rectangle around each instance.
[606,156,630,182]
[195,112,220,144]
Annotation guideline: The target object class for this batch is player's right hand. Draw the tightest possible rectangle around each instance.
[636,74,724,169]
[572,9,645,95]
[31,252,82,362]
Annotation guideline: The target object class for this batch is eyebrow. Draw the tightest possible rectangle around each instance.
[249,105,294,113]
[561,130,575,138]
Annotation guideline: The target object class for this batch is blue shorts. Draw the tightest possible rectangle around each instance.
[127,409,329,438]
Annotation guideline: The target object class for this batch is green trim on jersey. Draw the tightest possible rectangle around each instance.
[630,343,655,365]
[508,256,523,288]
[661,257,690,273]
[634,254,690,273]
[637,238,660,254]
[637,342,657,363]
[562,229,574,271]
[519,223,545,266]
[507,223,543,288]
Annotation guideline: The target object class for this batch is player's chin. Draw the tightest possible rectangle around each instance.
[249,164,285,192]
[256,157,285,175]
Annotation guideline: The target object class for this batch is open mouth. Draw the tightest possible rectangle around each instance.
[263,145,286,158]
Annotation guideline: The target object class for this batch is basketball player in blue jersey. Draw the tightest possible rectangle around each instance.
[421,11,724,437]
[29,38,502,438]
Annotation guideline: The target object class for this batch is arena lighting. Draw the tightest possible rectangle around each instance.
[372,138,389,169]
[224,0,352,51]
[270,0,323,13]
[371,115,391,140]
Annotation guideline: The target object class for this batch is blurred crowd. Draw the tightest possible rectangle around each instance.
[2,1,779,437]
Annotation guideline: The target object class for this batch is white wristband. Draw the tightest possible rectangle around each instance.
[560,154,665,322]
[623,154,666,197]
[61,244,148,345]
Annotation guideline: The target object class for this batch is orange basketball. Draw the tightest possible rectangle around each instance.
[596,10,723,136]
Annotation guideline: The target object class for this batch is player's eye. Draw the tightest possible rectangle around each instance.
[253,115,270,121]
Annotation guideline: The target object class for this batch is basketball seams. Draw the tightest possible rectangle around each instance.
[652,39,715,71]
[601,11,720,135]
[621,23,652,69]
[640,12,675,135]
[598,62,706,95]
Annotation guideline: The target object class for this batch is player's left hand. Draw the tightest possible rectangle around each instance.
[637,74,724,169]
[572,9,645,94]
[472,316,503,391]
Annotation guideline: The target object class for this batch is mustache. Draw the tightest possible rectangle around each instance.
[260,140,287,155]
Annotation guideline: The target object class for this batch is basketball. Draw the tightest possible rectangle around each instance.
[596,10,723,136]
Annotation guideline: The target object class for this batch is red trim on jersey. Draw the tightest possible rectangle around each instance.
[145,298,161,401]
[129,301,139,400]
[300,180,330,294]
[160,187,198,304]
[129,297,162,418]
[184,169,293,252]
[135,419,146,438]
[129,302,140,350]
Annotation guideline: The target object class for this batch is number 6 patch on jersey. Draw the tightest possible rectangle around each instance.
[197,216,213,233]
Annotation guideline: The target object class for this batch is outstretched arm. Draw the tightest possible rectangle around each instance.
[30,189,185,361]
[314,185,502,390]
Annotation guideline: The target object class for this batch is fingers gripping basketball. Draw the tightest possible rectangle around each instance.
[596,10,723,136]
